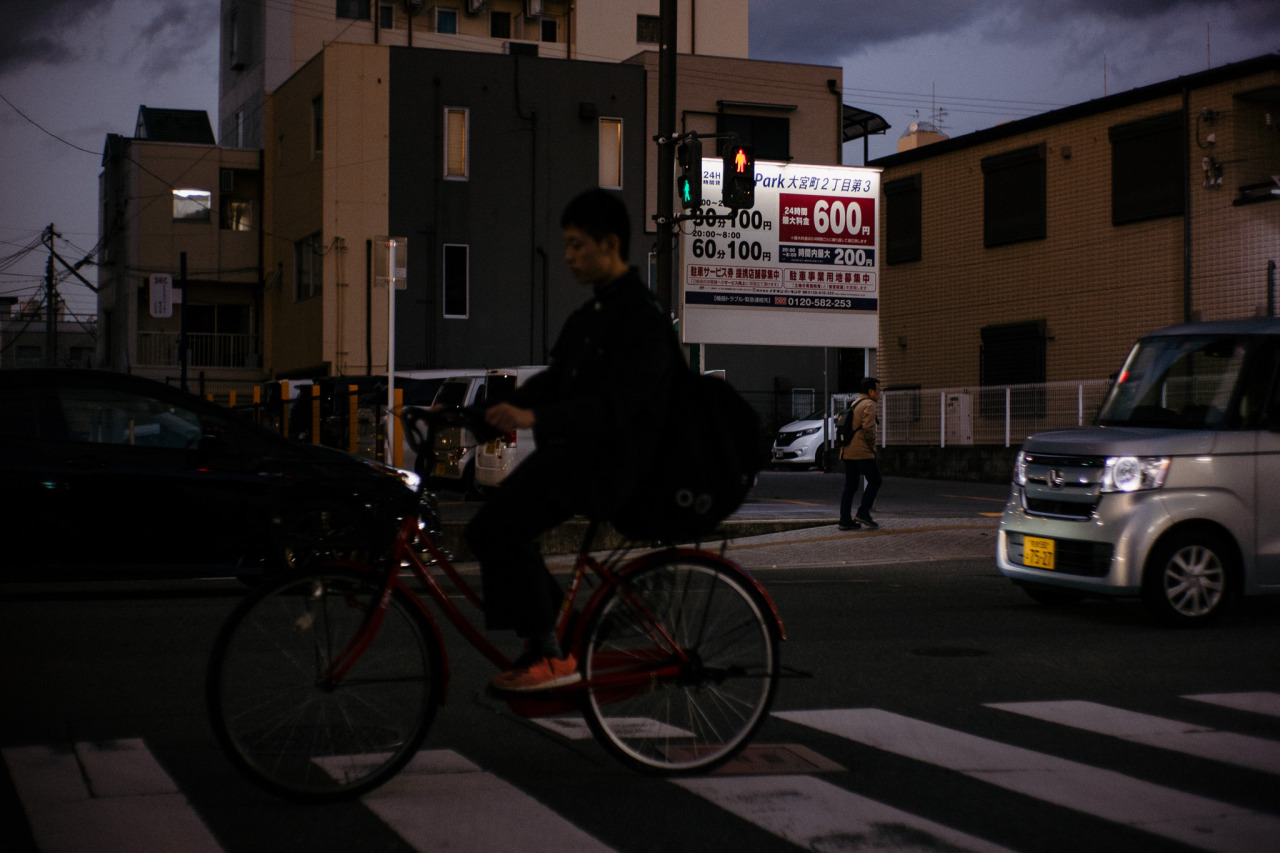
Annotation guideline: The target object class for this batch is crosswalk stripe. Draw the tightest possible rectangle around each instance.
[358,750,615,853]
[775,708,1280,853]
[675,774,1016,853]
[1185,691,1280,718]
[2,739,223,853]
[985,700,1280,775]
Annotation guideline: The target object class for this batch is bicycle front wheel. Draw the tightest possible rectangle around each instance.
[581,554,780,774]
[207,568,442,801]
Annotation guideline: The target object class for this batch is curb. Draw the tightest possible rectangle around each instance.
[437,517,834,562]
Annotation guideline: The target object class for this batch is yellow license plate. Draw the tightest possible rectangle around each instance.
[486,439,499,454]
[1024,536,1055,570]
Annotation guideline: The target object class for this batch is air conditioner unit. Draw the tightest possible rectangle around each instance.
[466,0,486,13]
[525,0,543,15]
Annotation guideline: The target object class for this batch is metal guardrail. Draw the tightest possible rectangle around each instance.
[829,379,1113,448]
[137,331,259,369]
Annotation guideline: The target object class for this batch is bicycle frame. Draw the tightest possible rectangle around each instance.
[321,514,785,712]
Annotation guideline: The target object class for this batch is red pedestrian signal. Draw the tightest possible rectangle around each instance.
[722,144,755,209]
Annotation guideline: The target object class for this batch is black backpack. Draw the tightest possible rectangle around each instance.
[611,370,763,542]
[835,400,864,445]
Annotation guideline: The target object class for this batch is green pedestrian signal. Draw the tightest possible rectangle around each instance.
[676,137,702,210]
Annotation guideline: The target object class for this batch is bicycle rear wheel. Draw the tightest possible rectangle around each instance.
[581,553,779,774]
[207,568,442,801]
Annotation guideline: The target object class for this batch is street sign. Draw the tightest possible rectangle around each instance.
[149,273,173,319]
[681,160,880,349]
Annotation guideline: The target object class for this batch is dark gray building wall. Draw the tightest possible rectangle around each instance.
[388,48,647,371]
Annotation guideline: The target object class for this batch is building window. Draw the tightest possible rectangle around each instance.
[540,18,557,42]
[227,8,242,69]
[598,118,623,189]
[378,2,394,28]
[436,8,457,33]
[443,244,469,318]
[490,11,511,38]
[1110,112,1184,225]
[234,109,245,148]
[884,174,922,264]
[444,107,469,179]
[221,199,254,231]
[173,189,212,223]
[311,96,323,155]
[336,0,370,20]
[717,113,790,160]
[980,320,1047,417]
[982,144,1045,247]
[636,14,660,44]
[295,232,323,301]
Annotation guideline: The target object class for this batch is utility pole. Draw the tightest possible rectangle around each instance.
[43,224,58,367]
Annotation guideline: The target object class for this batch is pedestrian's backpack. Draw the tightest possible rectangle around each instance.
[836,400,863,446]
[612,369,764,542]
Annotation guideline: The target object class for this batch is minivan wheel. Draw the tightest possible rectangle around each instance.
[1142,530,1230,627]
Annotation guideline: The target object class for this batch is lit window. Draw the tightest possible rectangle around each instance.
[444,107,468,179]
[598,118,622,189]
[173,189,212,222]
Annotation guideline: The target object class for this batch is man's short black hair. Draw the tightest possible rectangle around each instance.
[561,189,631,260]
[860,377,880,394]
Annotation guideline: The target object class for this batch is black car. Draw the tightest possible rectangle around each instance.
[0,369,420,580]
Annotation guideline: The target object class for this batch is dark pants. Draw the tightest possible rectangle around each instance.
[839,458,882,523]
[464,450,577,637]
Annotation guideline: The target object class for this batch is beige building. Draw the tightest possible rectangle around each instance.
[98,107,263,393]
[220,0,748,148]
[874,54,1280,397]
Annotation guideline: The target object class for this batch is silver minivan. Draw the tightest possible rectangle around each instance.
[997,318,1280,626]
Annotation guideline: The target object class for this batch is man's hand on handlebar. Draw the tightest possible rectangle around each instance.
[484,402,535,433]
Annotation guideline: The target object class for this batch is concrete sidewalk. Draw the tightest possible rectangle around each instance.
[438,514,1000,572]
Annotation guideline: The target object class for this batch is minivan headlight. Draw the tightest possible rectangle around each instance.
[797,426,822,437]
[1101,455,1169,492]
[1013,450,1028,486]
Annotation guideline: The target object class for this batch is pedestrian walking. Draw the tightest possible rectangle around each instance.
[837,377,883,530]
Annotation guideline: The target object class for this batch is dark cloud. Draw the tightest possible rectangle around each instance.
[749,0,1279,67]
[0,0,125,74]
[0,0,217,79]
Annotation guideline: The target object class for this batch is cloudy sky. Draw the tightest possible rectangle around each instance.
[1,0,1276,319]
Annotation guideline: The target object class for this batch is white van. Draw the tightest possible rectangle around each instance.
[474,366,545,490]
[424,373,487,493]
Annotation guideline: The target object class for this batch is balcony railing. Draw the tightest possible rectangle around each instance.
[137,331,260,369]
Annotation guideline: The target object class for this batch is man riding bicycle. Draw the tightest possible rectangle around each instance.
[466,188,684,692]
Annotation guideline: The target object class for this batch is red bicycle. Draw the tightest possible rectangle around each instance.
[206,408,783,801]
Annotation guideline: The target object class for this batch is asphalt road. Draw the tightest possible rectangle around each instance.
[3,496,1277,853]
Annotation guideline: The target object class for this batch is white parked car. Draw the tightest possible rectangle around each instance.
[770,410,836,469]
[474,366,545,490]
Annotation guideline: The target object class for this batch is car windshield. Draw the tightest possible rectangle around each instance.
[795,410,824,423]
[1096,334,1247,428]
[433,381,469,408]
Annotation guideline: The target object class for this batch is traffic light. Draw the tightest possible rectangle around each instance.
[722,143,755,209]
[676,137,702,209]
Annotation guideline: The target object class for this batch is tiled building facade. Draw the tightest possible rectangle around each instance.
[874,54,1280,393]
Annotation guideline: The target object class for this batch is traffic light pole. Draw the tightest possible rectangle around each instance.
[655,0,677,312]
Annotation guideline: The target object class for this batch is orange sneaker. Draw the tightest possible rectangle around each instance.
[490,653,581,693]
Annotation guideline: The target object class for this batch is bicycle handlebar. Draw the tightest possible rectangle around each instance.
[401,404,501,455]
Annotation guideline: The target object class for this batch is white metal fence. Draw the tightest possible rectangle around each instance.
[830,379,1113,448]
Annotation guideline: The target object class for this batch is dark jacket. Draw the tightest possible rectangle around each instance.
[502,267,681,514]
